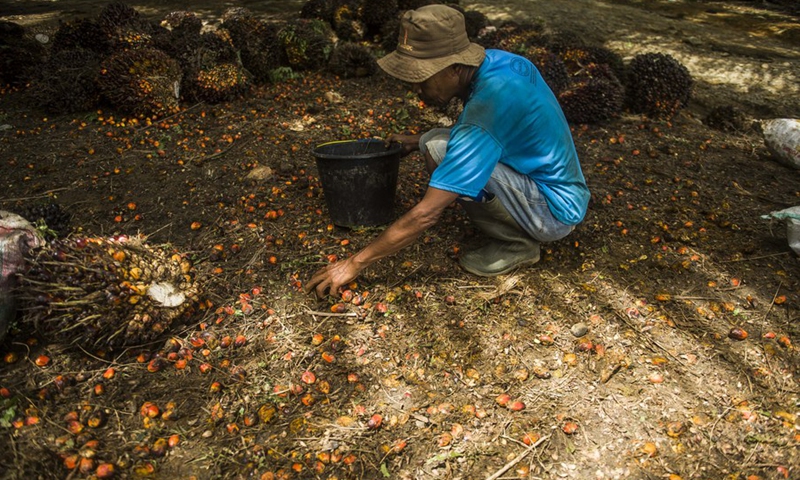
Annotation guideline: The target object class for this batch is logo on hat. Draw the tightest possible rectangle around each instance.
[398,28,414,52]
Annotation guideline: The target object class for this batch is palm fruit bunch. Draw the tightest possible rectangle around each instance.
[328,42,378,78]
[360,0,399,39]
[183,62,252,103]
[222,15,284,83]
[522,46,571,96]
[97,48,182,118]
[29,48,102,114]
[0,21,46,86]
[50,19,113,55]
[97,1,143,30]
[17,201,72,239]
[380,15,402,53]
[557,45,625,80]
[462,10,490,41]
[332,1,365,42]
[557,64,624,124]
[300,0,336,23]
[97,1,159,52]
[107,26,155,51]
[704,105,750,133]
[626,52,693,119]
[161,10,204,37]
[278,19,335,71]
[476,21,546,53]
[397,0,440,10]
[15,235,201,348]
[160,17,238,79]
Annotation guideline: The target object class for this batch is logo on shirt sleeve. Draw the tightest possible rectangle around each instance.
[510,57,537,85]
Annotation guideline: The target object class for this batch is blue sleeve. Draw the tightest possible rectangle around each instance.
[428,123,503,199]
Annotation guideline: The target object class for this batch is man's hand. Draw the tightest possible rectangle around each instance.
[304,187,458,299]
[305,257,361,299]
[386,133,422,158]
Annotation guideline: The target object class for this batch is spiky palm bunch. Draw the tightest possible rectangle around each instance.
[332,1,365,42]
[51,19,113,54]
[30,48,101,114]
[300,0,335,23]
[462,10,490,41]
[522,46,570,96]
[0,23,45,86]
[161,11,203,36]
[360,0,399,38]
[278,19,334,70]
[16,236,201,348]
[626,52,692,118]
[97,48,182,117]
[184,62,252,103]
[558,64,624,124]
[476,21,546,52]
[222,16,284,82]
[328,42,378,78]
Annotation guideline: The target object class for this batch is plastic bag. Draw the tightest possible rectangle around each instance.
[761,119,800,169]
[0,211,43,342]
[762,206,800,255]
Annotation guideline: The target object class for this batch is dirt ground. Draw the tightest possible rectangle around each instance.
[1,1,799,479]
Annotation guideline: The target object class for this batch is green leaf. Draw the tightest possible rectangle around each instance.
[380,463,390,478]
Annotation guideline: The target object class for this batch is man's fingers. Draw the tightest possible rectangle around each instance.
[306,267,327,295]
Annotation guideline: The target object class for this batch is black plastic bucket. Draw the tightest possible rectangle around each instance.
[312,139,402,227]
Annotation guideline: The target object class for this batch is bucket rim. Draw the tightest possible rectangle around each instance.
[312,138,402,160]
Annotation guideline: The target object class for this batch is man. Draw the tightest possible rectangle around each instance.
[306,5,589,298]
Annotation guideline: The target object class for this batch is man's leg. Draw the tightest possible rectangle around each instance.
[419,129,550,276]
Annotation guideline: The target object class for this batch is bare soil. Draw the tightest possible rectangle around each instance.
[1,1,798,480]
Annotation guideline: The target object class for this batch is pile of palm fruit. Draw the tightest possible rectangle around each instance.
[1,0,694,123]
[15,235,202,348]
[476,21,693,122]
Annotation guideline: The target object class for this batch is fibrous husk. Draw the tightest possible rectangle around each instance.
[97,48,182,117]
[278,19,335,71]
[328,42,378,78]
[16,235,202,348]
[626,52,693,119]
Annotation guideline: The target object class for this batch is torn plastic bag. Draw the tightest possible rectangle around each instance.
[762,206,800,255]
[0,211,43,342]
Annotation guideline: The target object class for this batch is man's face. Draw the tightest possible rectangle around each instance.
[412,67,458,108]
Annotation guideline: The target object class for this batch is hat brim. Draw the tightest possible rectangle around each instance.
[377,43,485,83]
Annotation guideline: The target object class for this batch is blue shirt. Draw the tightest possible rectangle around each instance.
[429,49,590,225]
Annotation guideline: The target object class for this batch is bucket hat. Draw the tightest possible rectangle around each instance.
[377,5,485,83]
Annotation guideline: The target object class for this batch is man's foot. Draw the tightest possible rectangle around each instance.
[459,240,540,277]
